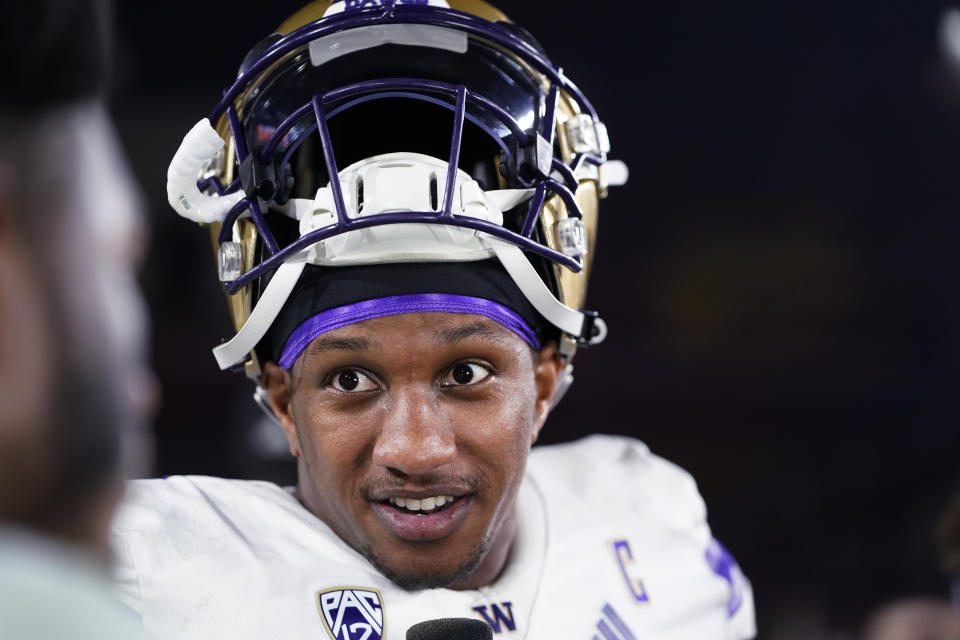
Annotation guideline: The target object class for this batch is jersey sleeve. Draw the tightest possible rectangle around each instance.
[529,435,758,638]
[612,437,757,638]
[704,536,756,640]
[728,577,756,640]
[530,434,710,537]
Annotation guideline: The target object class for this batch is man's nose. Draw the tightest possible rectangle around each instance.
[371,388,457,476]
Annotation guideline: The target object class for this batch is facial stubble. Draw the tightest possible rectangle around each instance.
[298,445,497,590]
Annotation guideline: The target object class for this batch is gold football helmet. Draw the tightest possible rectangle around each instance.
[166,0,627,402]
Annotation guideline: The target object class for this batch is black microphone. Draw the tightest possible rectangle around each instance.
[405,618,493,640]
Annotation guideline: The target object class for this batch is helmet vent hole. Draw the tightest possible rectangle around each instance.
[429,173,439,211]
[357,176,364,213]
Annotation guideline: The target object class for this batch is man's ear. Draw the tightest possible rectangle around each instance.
[531,342,564,443]
[262,361,301,458]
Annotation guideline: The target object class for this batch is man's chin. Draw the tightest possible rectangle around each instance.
[363,540,489,592]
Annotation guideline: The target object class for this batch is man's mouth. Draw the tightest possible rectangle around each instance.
[386,495,457,514]
[371,493,472,541]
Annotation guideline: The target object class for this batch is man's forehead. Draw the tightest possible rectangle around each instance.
[302,312,517,356]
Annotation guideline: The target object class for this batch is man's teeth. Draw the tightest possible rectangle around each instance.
[388,495,454,512]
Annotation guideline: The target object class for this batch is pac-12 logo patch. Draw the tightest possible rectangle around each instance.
[316,587,385,640]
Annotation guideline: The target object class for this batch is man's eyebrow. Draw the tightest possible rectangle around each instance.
[433,321,508,345]
[304,335,372,357]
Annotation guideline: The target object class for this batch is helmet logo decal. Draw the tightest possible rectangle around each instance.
[339,0,429,11]
[316,587,385,640]
[324,0,451,18]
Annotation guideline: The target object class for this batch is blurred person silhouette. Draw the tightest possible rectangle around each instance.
[0,0,154,637]
[858,13,960,638]
[861,489,960,640]
[943,491,960,611]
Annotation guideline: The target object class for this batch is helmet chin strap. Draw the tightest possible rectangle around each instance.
[211,251,309,370]
[486,241,585,338]
[551,364,575,410]
[212,239,602,373]
[253,385,283,427]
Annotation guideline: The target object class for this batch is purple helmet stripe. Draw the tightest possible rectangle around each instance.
[278,293,541,369]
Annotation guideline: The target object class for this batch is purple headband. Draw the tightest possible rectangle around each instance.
[278,293,541,369]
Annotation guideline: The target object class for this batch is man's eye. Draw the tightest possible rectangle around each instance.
[444,363,491,386]
[330,369,377,393]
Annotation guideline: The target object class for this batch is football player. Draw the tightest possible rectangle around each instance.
[113,1,756,638]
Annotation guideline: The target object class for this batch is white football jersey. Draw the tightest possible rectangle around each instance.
[111,435,755,639]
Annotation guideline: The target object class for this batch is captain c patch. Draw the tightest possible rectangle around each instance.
[316,587,385,640]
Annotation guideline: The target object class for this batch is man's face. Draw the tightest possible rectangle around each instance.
[266,312,559,590]
[48,104,155,476]
[0,102,153,544]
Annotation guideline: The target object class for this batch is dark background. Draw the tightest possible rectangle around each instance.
[112,1,960,637]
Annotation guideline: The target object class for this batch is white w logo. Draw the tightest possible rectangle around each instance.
[317,588,385,640]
